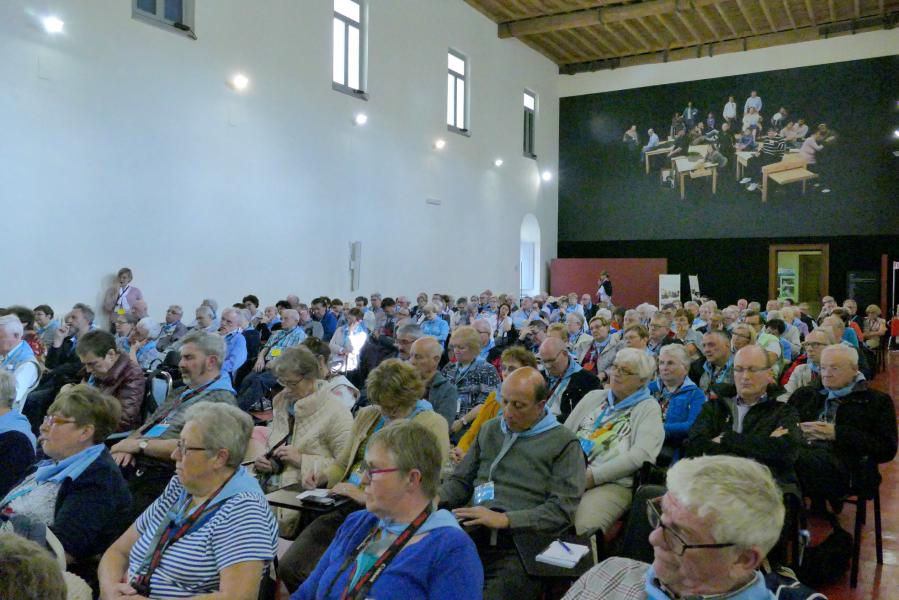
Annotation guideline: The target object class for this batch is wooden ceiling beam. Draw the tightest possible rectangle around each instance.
[567,28,607,58]
[637,16,668,47]
[782,0,798,29]
[497,0,726,38]
[620,20,654,51]
[855,0,861,18]
[804,0,817,25]
[597,22,637,54]
[735,0,760,34]
[578,25,618,56]
[758,0,778,31]
[540,32,579,63]
[656,13,690,44]
[547,30,589,61]
[713,3,740,37]
[828,0,836,22]
[693,5,723,40]
[674,9,703,43]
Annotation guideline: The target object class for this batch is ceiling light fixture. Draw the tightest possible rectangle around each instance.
[230,73,249,91]
[434,138,446,150]
[42,16,64,34]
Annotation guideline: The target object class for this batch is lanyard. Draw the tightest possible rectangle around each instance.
[454,361,477,386]
[115,286,130,308]
[488,432,519,481]
[329,506,432,600]
[139,378,217,433]
[133,472,235,591]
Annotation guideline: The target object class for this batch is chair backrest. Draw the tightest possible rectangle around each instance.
[142,370,172,421]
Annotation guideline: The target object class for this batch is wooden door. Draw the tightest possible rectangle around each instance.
[799,254,823,316]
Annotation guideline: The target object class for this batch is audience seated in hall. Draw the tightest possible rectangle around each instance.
[8,275,898,600]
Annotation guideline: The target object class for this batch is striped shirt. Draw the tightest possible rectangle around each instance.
[263,326,307,362]
[128,476,278,598]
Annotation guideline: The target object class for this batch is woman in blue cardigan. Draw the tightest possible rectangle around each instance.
[649,344,707,464]
[293,420,482,600]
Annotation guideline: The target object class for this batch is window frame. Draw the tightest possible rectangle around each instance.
[332,0,368,101]
[447,48,470,137]
[131,0,196,39]
[523,90,537,159]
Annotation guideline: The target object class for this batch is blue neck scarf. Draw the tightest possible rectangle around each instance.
[549,358,582,386]
[645,566,773,600]
[808,360,820,374]
[34,443,105,484]
[499,406,559,439]
[378,508,460,536]
[36,319,60,336]
[0,410,36,450]
[477,339,495,362]
[821,372,865,401]
[602,384,654,422]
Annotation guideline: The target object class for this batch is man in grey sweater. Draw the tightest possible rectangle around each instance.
[440,367,586,600]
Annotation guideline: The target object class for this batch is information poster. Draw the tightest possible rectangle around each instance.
[689,275,701,302]
[659,274,681,306]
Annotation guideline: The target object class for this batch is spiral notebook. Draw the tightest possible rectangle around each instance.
[535,540,590,569]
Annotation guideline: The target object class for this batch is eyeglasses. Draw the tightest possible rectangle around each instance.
[647,497,734,556]
[42,415,77,427]
[500,363,520,374]
[537,350,566,365]
[277,376,304,387]
[732,365,769,374]
[359,460,401,480]
[609,364,637,376]
[732,333,752,340]
[175,440,208,455]
[802,342,826,349]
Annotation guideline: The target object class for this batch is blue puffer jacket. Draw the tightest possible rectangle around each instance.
[648,377,706,444]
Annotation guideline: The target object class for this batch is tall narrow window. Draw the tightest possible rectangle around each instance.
[132,0,195,37]
[523,90,537,158]
[447,50,469,135]
[333,0,367,98]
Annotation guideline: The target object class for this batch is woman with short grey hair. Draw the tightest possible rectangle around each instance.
[128,317,161,370]
[0,369,36,497]
[649,344,706,463]
[99,401,278,600]
[564,348,664,537]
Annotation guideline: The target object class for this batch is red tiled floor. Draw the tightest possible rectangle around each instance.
[814,351,899,600]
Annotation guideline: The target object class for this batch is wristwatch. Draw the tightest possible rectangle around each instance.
[138,440,149,455]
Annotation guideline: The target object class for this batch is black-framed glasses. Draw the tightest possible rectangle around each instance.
[732,365,769,374]
[646,497,735,556]
[537,350,565,365]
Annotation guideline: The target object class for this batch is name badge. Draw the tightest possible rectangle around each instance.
[144,424,170,439]
[116,308,126,315]
[457,393,470,415]
[348,472,362,486]
[579,437,595,456]
[270,348,282,357]
[473,481,495,505]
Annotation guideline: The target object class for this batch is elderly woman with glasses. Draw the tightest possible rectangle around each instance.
[563,348,664,536]
[648,344,706,464]
[1,385,130,584]
[99,401,278,600]
[128,317,161,371]
[279,359,450,592]
[254,346,353,536]
[292,421,482,600]
[730,323,756,353]
[442,326,501,437]
[576,316,618,382]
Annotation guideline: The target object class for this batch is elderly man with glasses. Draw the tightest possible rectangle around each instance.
[788,344,897,510]
[563,455,785,600]
[685,345,801,489]
[538,337,601,424]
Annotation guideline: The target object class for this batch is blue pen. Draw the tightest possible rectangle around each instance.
[558,540,573,554]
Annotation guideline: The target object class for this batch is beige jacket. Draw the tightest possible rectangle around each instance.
[267,380,353,488]
[325,405,450,487]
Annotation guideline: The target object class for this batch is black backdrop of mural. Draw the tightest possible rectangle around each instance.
[558,55,899,243]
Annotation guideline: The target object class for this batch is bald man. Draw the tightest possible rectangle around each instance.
[686,345,801,487]
[440,367,585,600]
[538,337,600,423]
[410,337,458,428]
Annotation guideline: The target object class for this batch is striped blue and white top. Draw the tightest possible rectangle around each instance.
[127,476,278,599]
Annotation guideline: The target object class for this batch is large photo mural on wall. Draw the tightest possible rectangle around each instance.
[559,55,899,242]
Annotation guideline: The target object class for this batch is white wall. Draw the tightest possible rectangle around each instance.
[0,0,559,322]
[558,28,899,96]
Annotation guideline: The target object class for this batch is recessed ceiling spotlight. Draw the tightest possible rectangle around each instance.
[230,73,249,91]
[354,113,368,125]
[494,158,504,167]
[541,170,552,181]
[42,16,64,34]
[434,138,446,150]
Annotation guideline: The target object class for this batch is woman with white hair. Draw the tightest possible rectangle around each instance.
[419,303,450,344]
[649,344,706,464]
[564,348,664,536]
[128,317,161,370]
[0,314,41,412]
[99,401,278,599]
